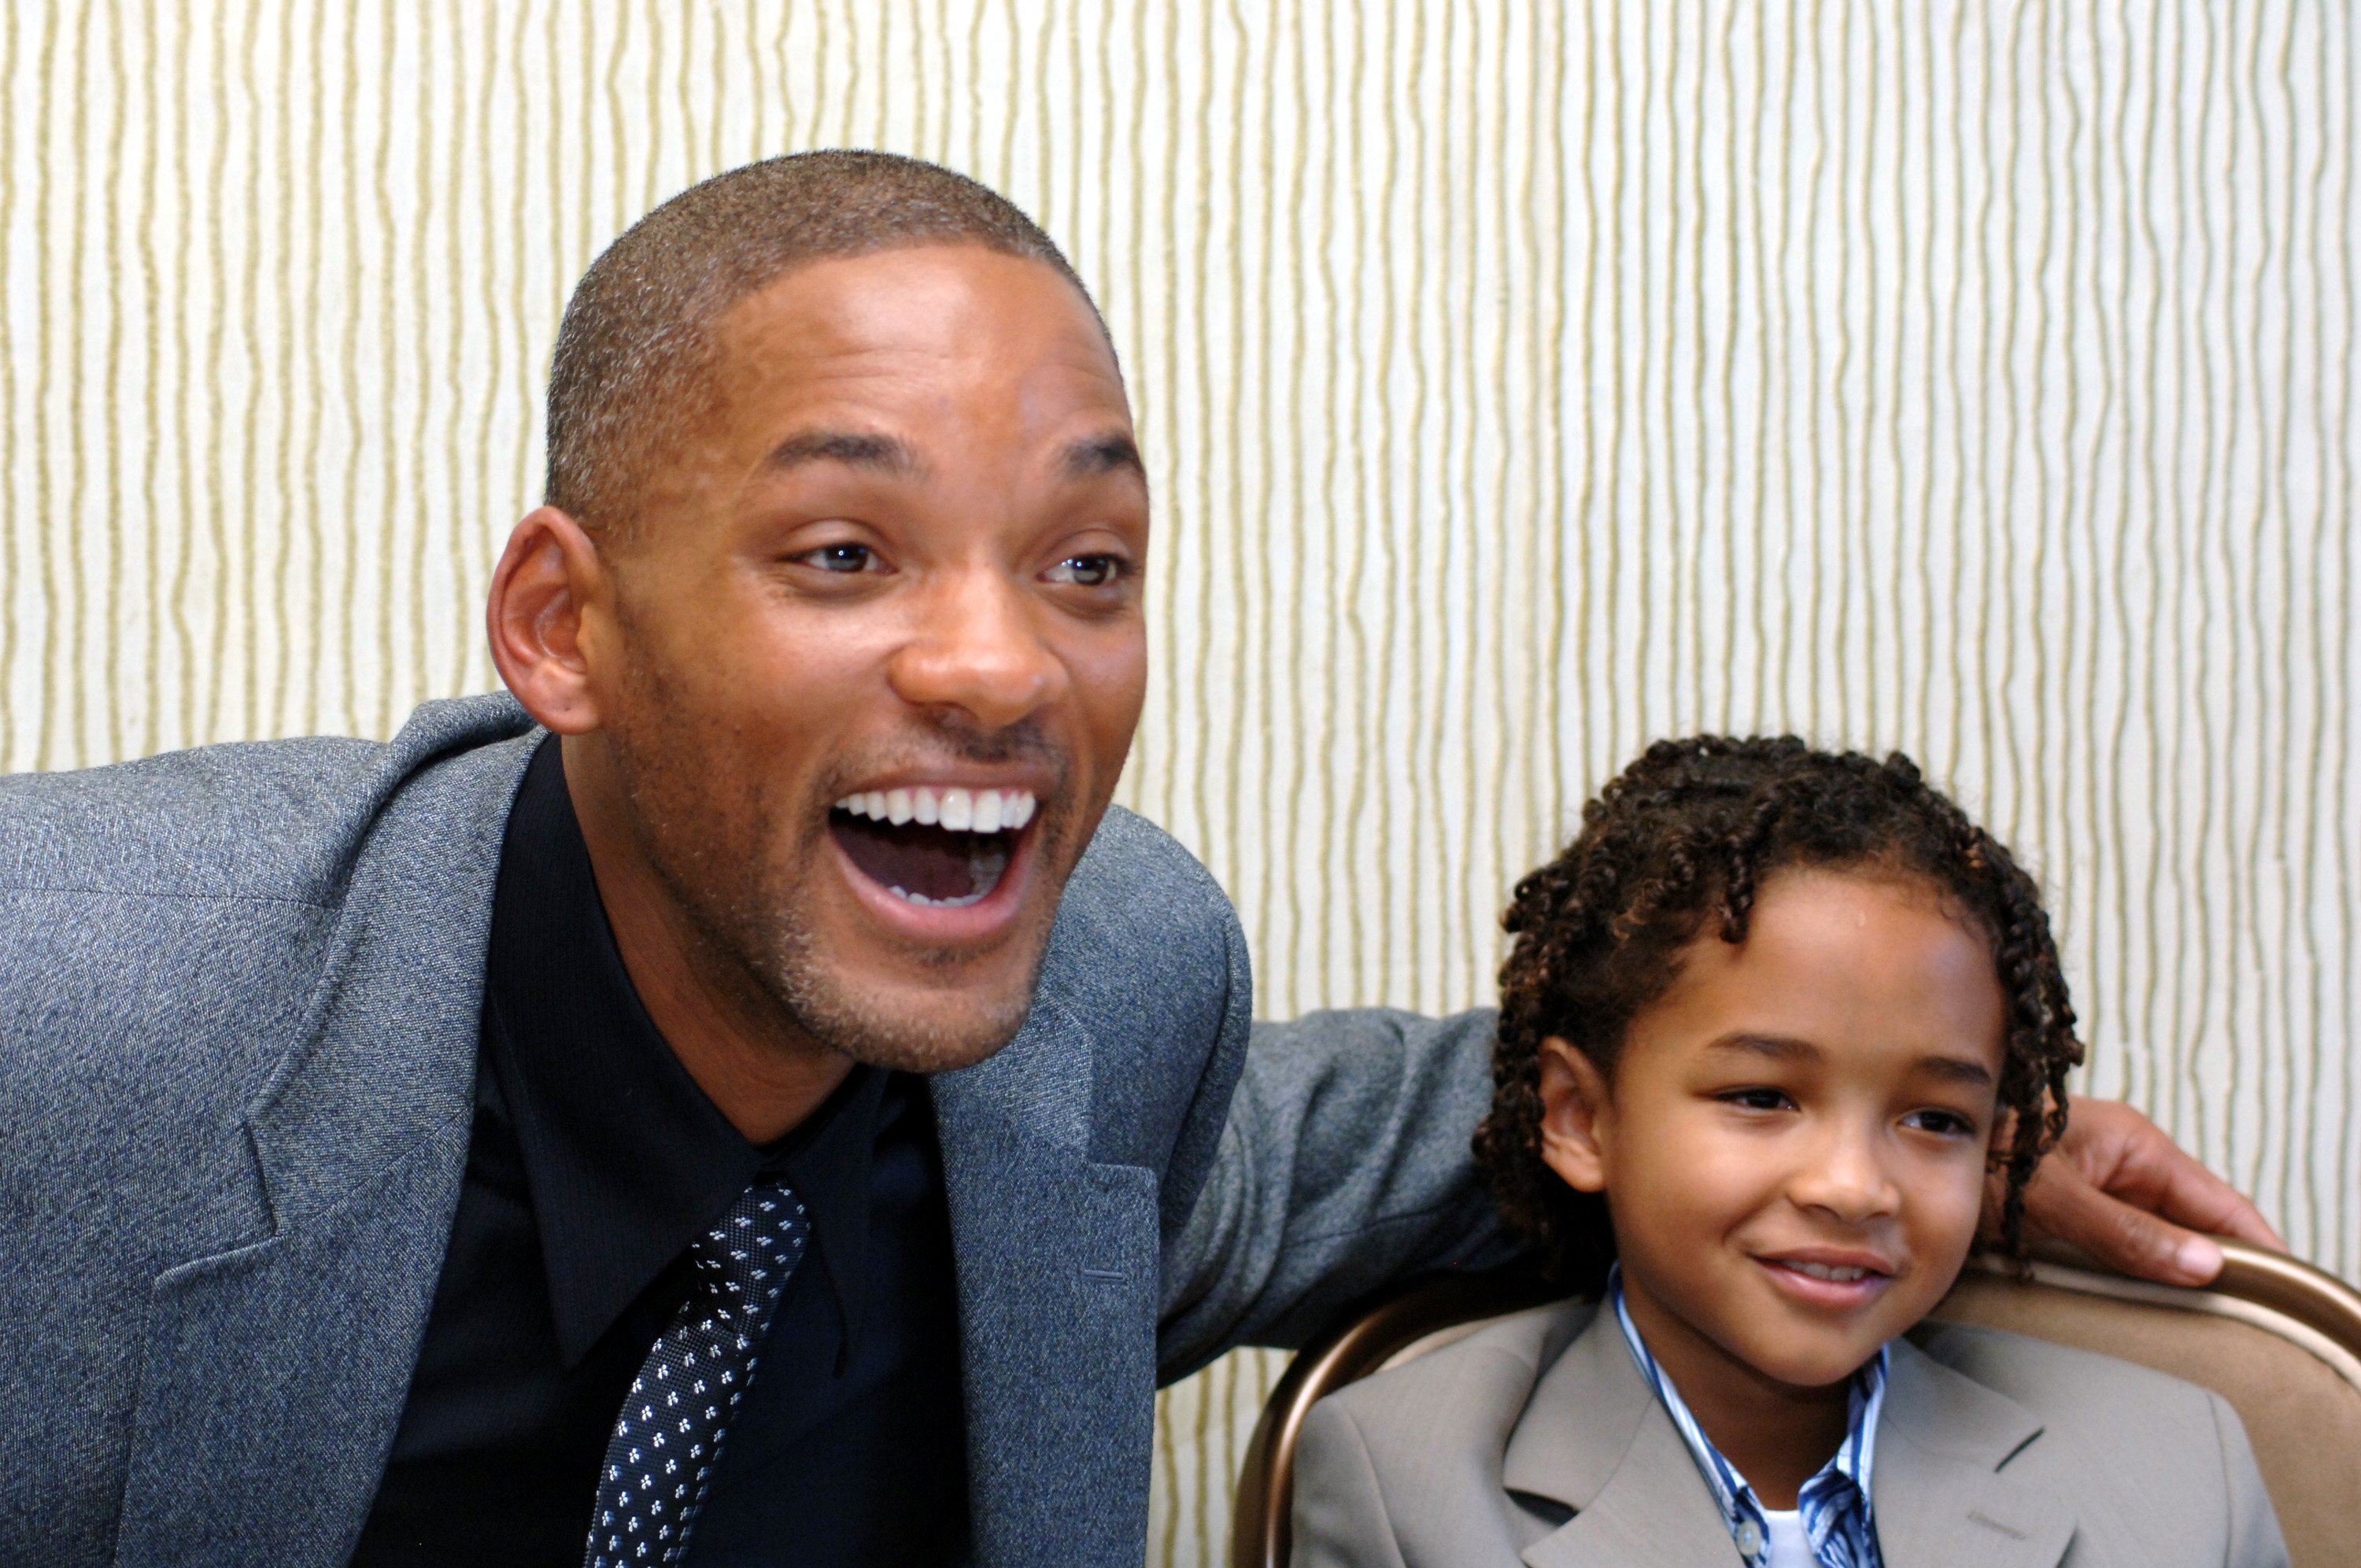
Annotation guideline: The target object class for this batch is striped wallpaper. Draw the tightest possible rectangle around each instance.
[0,4,2352,1564]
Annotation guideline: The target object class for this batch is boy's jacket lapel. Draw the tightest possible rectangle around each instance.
[1872,1337,2076,1568]
[1504,1310,2079,1568]
[113,711,535,1567]
[1504,1308,1761,1566]
[933,994,1162,1567]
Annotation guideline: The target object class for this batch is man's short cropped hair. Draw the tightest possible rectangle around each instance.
[545,149,1099,540]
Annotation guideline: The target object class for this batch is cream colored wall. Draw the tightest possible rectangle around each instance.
[1,3,2352,1563]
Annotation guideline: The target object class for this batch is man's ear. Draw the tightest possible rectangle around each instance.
[487,505,610,735]
[1536,1036,1613,1194]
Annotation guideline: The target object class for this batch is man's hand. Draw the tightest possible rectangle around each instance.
[2014,1098,2287,1286]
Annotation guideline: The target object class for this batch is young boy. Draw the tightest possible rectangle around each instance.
[1290,736,2287,1567]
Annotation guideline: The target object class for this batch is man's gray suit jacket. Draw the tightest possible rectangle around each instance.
[0,694,1506,1567]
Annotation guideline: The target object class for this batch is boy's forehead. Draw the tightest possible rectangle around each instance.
[1640,869,2008,1076]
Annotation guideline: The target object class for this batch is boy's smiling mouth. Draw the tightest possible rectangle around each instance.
[1753,1247,1897,1308]
[1784,1260,1871,1282]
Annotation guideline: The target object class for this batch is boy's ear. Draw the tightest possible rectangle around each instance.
[1536,1035,1613,1194]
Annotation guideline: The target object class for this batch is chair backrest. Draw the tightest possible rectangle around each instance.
[1229,1242,2361,1568]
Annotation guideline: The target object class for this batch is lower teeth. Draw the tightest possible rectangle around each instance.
[889,885,989,909]
[887,847,1010,909]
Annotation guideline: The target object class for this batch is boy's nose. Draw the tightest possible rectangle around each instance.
[1788,1127,1904,1223]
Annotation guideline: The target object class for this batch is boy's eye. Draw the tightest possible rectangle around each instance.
[1044,553,1125,587]
[792,542,885,574]
[1902,1107,1979,1138]
[1718,1087,1795,1113]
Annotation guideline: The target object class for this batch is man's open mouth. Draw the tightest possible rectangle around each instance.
[828,786,1037,909]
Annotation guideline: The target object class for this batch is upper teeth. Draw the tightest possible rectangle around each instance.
[1787,1261,1871,1282]
[833,786,1036,832]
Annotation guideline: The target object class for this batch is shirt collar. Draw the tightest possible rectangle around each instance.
[484,734,882,1368]
[1609,1266,1888,1568]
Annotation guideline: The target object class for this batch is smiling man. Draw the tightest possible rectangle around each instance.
[0,152,2278,1568]
[515,234,1152,1132]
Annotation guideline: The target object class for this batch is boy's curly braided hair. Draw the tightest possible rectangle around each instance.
[1473,735,2083,1293]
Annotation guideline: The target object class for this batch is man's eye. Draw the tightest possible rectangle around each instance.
[1044,554,1125,588]
[794,543,881,574]
[1719,1087,1794,1113]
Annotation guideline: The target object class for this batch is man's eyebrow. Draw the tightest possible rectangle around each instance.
[764,430,923,477]
[1060,432,1145,480]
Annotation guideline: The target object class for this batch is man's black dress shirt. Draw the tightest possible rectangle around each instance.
[353,738,970,1565]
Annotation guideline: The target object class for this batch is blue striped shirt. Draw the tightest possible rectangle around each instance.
[1609,1267,1887,1568]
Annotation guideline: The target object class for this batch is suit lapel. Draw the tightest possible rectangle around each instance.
[931,994,1161,1568]
[1509,1317,2076,1568]
[1508,1308,1757,1568]
[1870,1338,2075,1568]
[113,712,534,1568]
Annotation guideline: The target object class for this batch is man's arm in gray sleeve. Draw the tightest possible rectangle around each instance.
[1155,1006,1524,1382]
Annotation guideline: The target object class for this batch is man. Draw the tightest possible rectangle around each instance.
[0,152,2274,1567]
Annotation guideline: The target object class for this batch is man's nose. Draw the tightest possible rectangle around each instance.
[885,570,1067,731]
[1789,1123,1904,1223]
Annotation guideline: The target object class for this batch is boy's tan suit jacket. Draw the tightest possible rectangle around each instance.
[1291,1297,2289,1568]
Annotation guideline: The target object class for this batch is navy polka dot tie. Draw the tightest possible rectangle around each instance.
[583,1179,809,1567]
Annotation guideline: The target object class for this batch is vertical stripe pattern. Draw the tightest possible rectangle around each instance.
[0,5,2352,1563]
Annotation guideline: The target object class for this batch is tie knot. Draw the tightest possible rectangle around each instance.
[689,1179,810,1321]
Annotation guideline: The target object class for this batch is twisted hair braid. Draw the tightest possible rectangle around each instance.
[1473,735,2083,1294]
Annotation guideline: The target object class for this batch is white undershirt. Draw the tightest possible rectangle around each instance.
[1762,1507,1812,1567]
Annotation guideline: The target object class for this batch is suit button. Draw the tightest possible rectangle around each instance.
[1735,1519,1764,1556]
